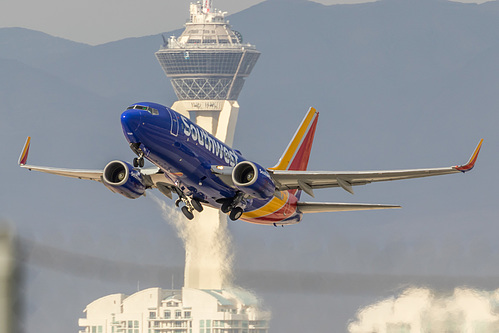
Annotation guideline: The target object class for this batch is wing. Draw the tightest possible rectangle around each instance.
[297,202,401,213]
[19,137,103,181]
[18,137,172,192]
[270,139,483,196]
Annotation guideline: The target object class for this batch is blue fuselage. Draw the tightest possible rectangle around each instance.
[122,102,240,202]
[121,102,302,224]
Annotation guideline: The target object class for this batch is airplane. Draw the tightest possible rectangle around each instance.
[19,102,483,226]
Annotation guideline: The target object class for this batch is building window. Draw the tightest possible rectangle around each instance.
[175,310,182,318]
[149,312,156,319]
[206,320,211,328]
[128,321,133,328]
[200,320,204,328]
[92,327,96,333]
[184,311,191,319]
[98,327,103,333]
[165,310,171,319]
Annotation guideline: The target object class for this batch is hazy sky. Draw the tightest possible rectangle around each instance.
[2,0,497,331]
[0,0,491,45]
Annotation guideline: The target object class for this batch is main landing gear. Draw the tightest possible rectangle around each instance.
[229,207,243,221]
[220,193,245,221]
[181,206,194,220]
[173,187,203,220]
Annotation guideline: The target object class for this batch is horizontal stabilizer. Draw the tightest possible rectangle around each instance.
[297,202,401,213]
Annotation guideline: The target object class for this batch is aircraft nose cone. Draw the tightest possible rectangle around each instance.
[121,109,142,133]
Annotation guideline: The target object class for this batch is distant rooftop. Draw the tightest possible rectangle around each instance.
[78,287,270,333]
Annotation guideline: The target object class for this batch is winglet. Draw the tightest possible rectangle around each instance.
[18,136,31,166]
[455,139,483,172]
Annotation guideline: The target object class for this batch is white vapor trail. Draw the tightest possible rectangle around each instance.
[150,194,271,323]
[150,194,234,289]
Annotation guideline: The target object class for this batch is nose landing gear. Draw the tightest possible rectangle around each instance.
[133,157,144,168]
[130,142,145,168]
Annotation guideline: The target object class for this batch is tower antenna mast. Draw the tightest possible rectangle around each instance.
[203,0,212,13]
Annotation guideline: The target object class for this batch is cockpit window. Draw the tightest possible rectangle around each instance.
[126,105,159,115]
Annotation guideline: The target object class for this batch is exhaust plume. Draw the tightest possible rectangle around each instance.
[151,194,234,289]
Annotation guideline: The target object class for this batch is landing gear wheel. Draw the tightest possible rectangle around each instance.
[133,157,144,168]
[221,201,232,214]
[181,206,194,220]
[191,199,203,212]
[175,198,182,207]
[229,207,243,221]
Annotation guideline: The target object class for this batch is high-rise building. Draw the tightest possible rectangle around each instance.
[78,287,270,333]
[155,0,260,145]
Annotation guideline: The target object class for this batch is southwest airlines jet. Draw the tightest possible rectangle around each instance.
[19,103,483,226]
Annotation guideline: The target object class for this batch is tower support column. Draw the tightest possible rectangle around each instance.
[171,100,239,146]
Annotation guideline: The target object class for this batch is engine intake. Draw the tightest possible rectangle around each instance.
[232,161,275,199]
[102,160,146,199]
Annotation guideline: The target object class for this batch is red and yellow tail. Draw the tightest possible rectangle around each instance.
[270,107,319,172]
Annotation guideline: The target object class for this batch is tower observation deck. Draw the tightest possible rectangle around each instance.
[155,1,260,144]
[156,1,260,101]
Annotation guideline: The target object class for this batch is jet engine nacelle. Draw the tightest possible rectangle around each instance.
[102,160,146,199]
[232,161,275,199]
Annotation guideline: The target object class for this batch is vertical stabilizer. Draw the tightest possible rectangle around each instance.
[270,107,319,171]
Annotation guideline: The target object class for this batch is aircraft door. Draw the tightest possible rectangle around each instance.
[167,108,179,136]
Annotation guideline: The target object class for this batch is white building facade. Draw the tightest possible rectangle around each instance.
[79,288,270,333]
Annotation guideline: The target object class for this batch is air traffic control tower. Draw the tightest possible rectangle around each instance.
[155,0,260,145]
[155,1,260,291]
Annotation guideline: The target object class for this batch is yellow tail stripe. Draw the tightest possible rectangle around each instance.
[270,107,317,171]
